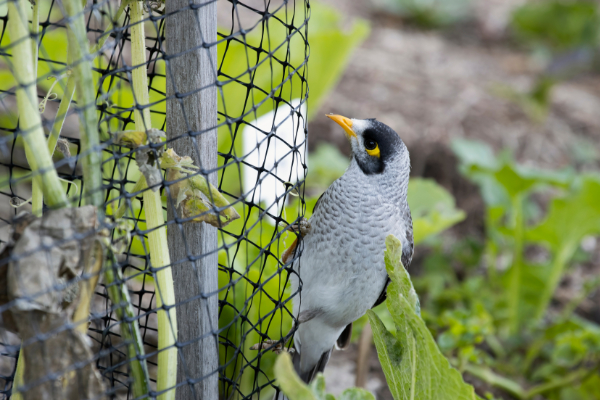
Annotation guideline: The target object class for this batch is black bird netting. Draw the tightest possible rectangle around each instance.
[0,0,309,398]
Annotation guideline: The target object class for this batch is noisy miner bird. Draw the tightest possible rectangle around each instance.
[279,115,414,384]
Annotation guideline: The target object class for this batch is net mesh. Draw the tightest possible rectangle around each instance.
[0,0,309,398]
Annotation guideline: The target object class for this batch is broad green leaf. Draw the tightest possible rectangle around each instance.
[451,138,498,171]
[368,235,480,400]
[274,353,316,400]
[408,179,466,244]
[383,235,420,314]
[274,353,375,400]
[526,176,600,321]
[527,175,600,249]
[452,138,572,207]
[338,388,376,400]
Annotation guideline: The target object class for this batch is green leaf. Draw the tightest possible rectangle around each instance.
[408,179,466,244]
[383,235,420,314]
[527,175,600,249]
[526,175,600,321]
[451,138,499,171]
[274,353,375,400]
[338,388,376,400]
[368,235,481,400]
[274,353,317,400]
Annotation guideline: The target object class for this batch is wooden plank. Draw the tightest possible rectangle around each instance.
[165,1,219,399]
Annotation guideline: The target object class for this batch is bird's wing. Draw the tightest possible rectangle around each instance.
[282,192,325,265]
[372,276,390,308]
[292,345,333,383]
[312,192,325,213]
[335,322,353,349]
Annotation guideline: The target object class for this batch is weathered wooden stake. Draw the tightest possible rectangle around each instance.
[165,1,219,399]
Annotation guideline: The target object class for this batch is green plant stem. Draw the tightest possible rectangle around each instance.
[47,77,76,156]
[9,2,66,393]
[463,364,525,399]
[533,245,574,322]
[104,247,150,397]
[114,175,147,219]
[485,334,506,360]
[48,0,125,157]
[560,275,600,321]
[60,2,152,398]
[7,0,68,209]
[129,2,177,399]
[464,363,592,400]
[508,194,524,334]
[27,18,41,400]
[528,368,591,399]
[30,1,43,217]
[90,0,128,54]
[31,0,39,80]
[62,0,103,210]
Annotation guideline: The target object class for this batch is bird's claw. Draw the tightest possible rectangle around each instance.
[290,217,311,237]
[250,340,295,355]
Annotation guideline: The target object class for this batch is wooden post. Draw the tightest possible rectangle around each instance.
[165,1,219,399]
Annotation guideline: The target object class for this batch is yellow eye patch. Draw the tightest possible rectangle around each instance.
[366,143,380,158]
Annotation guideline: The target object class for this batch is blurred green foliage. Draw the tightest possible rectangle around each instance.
[408,179,465,243]
[505,0,600,119]
[374,0,472,28]
[511,0,600,55]
[405,138,600,399]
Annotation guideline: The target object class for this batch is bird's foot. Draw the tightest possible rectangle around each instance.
[250,340,295,355]
[290,217,311,237]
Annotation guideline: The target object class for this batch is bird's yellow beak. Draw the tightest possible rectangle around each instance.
[326,114,356,139]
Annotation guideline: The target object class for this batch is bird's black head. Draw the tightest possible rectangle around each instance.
[326,115,407,175]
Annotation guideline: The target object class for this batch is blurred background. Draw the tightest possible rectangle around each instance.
[0,0,599,399]
[300,0,600,399]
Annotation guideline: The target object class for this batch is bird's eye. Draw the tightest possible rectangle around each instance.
[365,139,377,150]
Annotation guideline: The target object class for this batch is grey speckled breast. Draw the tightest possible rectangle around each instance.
[291,158,412,328]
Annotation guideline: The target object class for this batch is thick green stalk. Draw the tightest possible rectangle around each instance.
[61,2,152,398]
[129,2,177,399]
[31,0,39,79]
[8,0,68,208]
[508,194,524,335]
[62,0,103,209]
[9,2,66,395]
[30,0,42,216]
